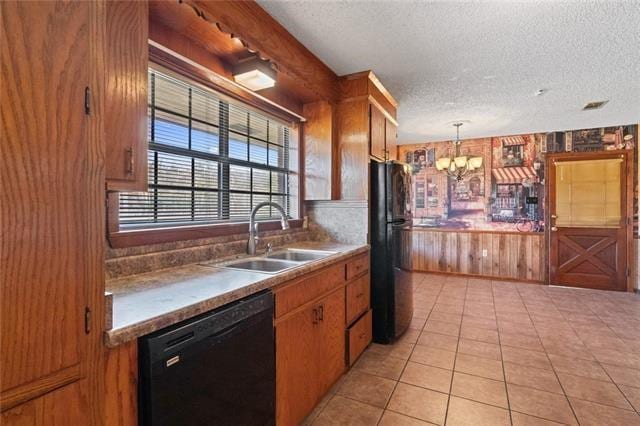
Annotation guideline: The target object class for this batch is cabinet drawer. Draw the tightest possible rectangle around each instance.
[346,253,369,281]
[346,273,370,325]
[275,262,345,318]
[347,310,372,366]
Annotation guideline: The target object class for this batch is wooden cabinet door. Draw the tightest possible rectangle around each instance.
[386,119,398,161]
[315,288,346,396]
[105,0,149,191]
[1,380,88,426]
[1,0,99,411]
[369,104,386,161]
[303,101,334,200]
[276,304,318,426]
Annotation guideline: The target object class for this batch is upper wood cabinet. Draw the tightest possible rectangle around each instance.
[105,0,149,191]
[337,71,399,200]
[303,101,336,200]
[386,119,398,161]
[1,0,104,418]
[370,104,386,161]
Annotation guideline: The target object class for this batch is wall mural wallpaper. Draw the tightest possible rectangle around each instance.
[399,124,638,233]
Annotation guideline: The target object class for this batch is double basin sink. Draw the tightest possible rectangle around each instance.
[220,249,336,274]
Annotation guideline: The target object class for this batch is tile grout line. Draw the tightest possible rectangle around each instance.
[582,294,640,415]
[555,291,639,416]
[442,277,468,426]
[375,275,440,426]
[518,285,581,425]
[490,280,514,426]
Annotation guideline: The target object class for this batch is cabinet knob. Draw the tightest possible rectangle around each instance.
[551,226,558,232]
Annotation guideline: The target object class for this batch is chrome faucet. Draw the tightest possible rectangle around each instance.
[247,201,290,255]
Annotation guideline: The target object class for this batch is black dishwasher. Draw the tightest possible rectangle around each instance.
[139,290,275,426]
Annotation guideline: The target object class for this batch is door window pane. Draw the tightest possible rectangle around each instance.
[555,158,622,228]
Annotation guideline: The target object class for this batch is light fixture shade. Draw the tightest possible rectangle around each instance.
[233,56,277,91]
[454,156,468,168]
[437,158,451,170]
[469,156,483,169]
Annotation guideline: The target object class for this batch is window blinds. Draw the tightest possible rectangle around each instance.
[119,68,292,228]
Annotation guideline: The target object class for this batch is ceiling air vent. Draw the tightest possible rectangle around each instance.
[583,100,608,110]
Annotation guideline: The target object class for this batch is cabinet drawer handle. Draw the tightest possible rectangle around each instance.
[356,292,364,298]
[319,304,324,322]
[312,307,319,324]
[126,146,134,175]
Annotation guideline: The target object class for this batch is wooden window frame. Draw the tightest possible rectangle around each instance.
[107,44,304,249]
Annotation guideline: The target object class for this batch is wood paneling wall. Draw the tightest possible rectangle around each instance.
[410,229,544,282]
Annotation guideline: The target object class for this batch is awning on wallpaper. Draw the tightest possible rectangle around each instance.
[501,136,526,146]
[492,167,537,184]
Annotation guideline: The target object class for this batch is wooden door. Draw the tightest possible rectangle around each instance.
[105,0,149,191]
[547,151,633,291]
[1,0,100,412]
[315,288,346,397]
[369,104,386,161]
[275,304,318,426]
[385,119,398,161]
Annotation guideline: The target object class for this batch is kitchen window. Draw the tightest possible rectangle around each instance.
[118,67,297,230]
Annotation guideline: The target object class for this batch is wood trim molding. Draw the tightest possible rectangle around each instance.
[149,41,305,124]
[0,364,82,412]
[180,0,339,102]
[108,218,304,248]
[368,96,398,127]
[419,270,544,285]
[411,227,543,237]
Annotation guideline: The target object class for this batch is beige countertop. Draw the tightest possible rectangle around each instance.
[104,242,369,347]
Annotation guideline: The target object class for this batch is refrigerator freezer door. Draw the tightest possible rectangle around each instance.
[388,162,413,223]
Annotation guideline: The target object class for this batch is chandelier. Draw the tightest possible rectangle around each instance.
[435,122,483,181]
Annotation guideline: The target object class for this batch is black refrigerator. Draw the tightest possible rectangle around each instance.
[370,161,414,344]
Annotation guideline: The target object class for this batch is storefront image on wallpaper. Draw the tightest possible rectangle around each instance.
[400,124,637,233]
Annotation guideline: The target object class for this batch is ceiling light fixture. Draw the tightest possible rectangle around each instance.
[232,56,276,91]
[435,122,483,181]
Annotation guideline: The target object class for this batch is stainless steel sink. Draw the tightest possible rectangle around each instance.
[266,249,334,262]
[222,258,299,274]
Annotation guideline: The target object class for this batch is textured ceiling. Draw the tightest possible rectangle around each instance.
[257,1,640,143]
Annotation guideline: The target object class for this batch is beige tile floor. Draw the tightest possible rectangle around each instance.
[305,273,640,425]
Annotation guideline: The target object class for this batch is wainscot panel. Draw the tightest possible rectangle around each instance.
[410,228,544,282]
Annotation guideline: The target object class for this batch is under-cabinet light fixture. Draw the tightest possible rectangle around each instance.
[233,56,276,91]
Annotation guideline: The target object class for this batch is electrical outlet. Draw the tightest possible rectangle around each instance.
[482,249,488,257]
